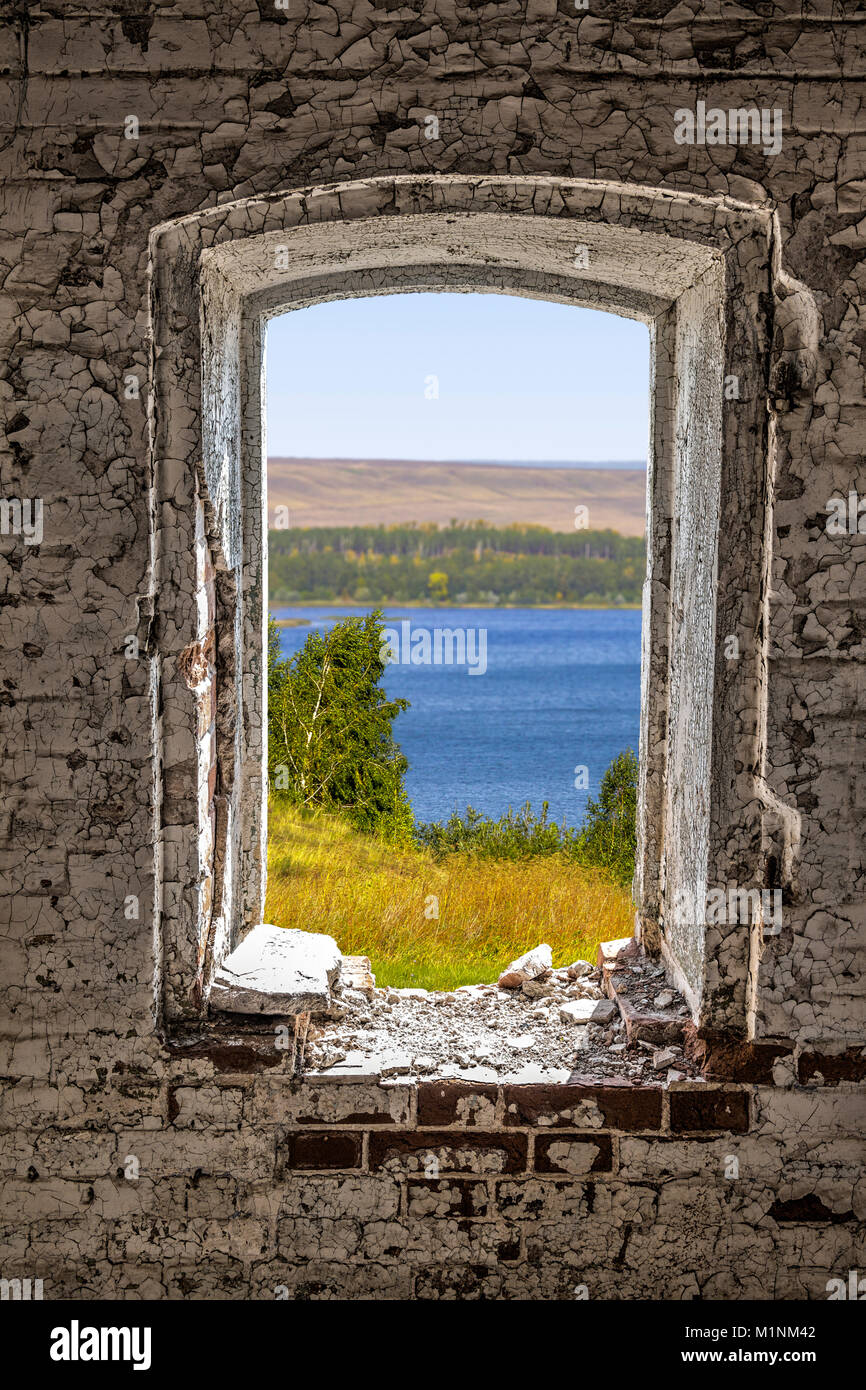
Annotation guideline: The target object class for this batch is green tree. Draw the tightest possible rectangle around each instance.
[267,613,413,842]
[427,569,449,602]
[574,748,638,887]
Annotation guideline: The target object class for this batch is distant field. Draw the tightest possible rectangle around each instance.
[268,457,647,536]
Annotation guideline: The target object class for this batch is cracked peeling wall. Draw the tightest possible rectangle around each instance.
[0,1,864,1300]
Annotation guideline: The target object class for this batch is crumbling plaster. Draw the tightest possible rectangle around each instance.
[0,2,864,1301]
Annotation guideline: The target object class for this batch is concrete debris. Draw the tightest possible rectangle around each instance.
[497,943,554,988]
[303,950,696,1082]
[560,999,617,1026]
[522,977,557,1000]
[603,943,689,1046]
[340,954,376,1000]
[652,1045,680,1071]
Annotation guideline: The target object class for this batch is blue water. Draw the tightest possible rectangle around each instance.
[271,607,642,827]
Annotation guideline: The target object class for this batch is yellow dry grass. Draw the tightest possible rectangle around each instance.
[264,801,634,990]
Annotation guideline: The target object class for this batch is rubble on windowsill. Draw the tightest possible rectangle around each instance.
[302,937,699,1085]
[601,936,693,1046]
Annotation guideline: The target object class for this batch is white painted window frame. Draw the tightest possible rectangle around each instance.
[149,174,783,1034]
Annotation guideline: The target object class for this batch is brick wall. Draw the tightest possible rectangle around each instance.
[1,2,865,1300]
[4,1031,862,1300]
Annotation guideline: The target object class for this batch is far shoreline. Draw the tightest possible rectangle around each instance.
[270,600,642,615]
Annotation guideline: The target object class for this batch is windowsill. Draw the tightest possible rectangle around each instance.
[184,933,697,1088]
[302,944,694,1087]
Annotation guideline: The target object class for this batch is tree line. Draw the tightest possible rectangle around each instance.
[269,522,645,606]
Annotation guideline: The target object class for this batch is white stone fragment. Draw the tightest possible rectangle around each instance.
[560,999,616,1025]
[498,943,553,988]
[378,1052,414,1077]
[209,924,341,1015]
[652,1045,680,1071]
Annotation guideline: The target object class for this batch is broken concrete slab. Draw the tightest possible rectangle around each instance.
[209,924,342,1015]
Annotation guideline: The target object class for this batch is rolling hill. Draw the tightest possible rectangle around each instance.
[267,458,646,536]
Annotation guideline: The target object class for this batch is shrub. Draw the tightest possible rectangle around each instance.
[415,747,638,888]
[415,801,571,861]
[573,748,638,888]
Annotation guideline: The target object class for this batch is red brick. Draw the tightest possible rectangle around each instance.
[798,1049,866,1085]
[503,1080,662,1131]
[369,1130,527,1175]
[669,1088,749,1133]
[534,1132,613,1175]
[417,1080,498,1126]
[164,1039,282,1074]
[296,1111,396,1126]
[281,1131,362,1170]
[683,1024,793,1083]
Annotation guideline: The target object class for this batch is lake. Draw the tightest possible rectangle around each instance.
[271,606,642,827]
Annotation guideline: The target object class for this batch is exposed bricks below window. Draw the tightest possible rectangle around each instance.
[669,1088,750,1133]
[279,1130,363,1171]
[267,1078,757,1176]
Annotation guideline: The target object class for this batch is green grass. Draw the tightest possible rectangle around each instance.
[264,801,634,991]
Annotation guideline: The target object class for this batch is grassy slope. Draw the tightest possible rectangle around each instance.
[265,802,633,991]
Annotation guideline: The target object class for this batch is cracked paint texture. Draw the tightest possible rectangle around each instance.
[0,2,864,1300]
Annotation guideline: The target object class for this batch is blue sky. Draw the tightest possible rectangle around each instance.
[266,293,650,466]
